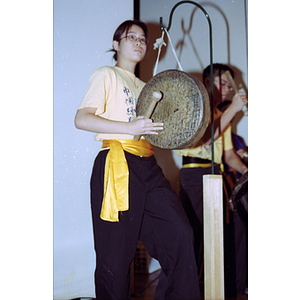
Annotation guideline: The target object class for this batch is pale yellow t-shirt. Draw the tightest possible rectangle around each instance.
[78,66,145,141]
[176,109,233,164]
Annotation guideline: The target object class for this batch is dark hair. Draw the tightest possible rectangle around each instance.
[202,63,235,82]
[109,20,149,61]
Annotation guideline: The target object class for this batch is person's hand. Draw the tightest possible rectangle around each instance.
[231,92,247,113]
[128,116,164,135]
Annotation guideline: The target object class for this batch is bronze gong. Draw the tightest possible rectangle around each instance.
[136,70,210,149]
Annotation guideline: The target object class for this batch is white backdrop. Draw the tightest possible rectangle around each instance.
[53,1,133,299]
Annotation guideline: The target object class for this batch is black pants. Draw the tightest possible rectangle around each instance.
[233,203,248,294]
[180,165,221,226]
[90,150,200,300]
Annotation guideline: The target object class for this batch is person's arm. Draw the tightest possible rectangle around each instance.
[74,107,163,136]
[223,148,248,175]
[202,92,247,145]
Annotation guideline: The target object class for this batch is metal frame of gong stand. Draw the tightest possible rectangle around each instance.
[159,0,215,173]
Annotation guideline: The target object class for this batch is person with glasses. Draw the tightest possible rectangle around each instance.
[176,63,248,296]
[74,20,200,300]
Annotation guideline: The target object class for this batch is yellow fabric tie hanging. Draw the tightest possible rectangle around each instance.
[100,139,154,222]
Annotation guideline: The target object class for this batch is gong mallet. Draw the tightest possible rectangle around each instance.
[225,70,248,116]
[133,91,163,141]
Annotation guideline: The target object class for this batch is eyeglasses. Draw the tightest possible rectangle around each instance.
[119,34,148,45]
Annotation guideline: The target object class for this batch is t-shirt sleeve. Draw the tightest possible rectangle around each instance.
[77,68,110,115]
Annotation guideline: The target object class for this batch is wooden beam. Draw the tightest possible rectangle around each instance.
[203,174,224,300]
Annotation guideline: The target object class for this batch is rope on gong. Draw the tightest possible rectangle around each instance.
[153,28,183,77]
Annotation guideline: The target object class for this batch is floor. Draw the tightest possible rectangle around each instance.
[131,269,248,300]
[75,269,248,300]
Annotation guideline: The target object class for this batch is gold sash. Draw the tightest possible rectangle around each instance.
[101,139,154,222]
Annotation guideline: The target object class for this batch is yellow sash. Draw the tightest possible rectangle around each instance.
[100,139,154,222]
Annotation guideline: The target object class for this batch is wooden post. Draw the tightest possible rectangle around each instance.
[203,174,224,300]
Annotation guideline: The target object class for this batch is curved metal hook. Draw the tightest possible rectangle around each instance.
[159,0,215,172]
[160,1,210,31]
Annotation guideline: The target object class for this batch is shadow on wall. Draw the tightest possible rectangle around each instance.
[175,6,207,71]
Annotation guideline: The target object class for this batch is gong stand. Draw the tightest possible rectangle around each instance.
[160,2,224,299]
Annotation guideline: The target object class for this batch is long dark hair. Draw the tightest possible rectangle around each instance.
[202,63,235,82]
[109,20,149,61]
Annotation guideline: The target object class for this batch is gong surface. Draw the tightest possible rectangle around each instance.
[136,70,210,149]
